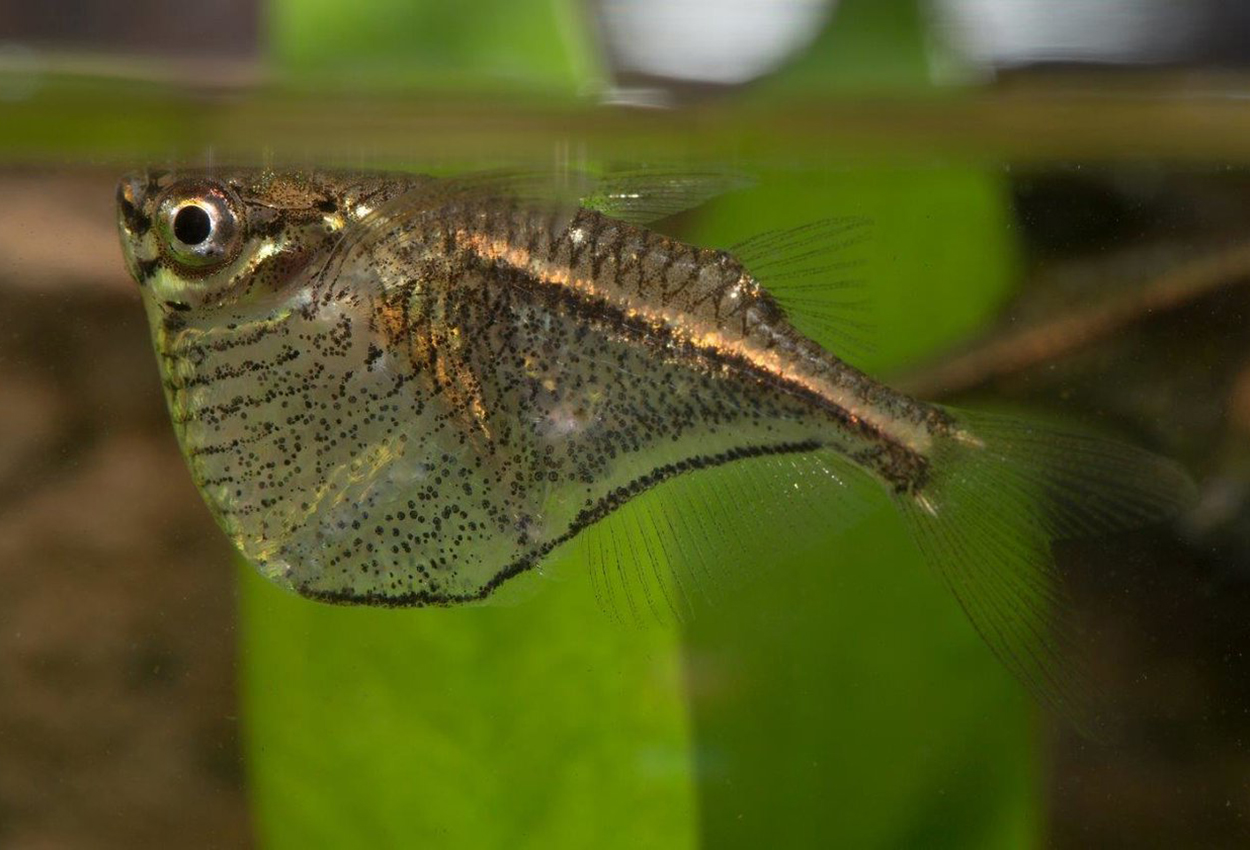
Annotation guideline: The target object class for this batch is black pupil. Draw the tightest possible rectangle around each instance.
[173,204,213,246]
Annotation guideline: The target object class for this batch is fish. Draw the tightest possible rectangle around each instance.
[116,166,1194,731]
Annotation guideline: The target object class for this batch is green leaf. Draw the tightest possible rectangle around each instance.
[241,557,697,849]
[266,0,601,95]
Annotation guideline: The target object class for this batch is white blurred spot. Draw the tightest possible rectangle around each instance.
[600,0,837,85]
[934,0,1200,67]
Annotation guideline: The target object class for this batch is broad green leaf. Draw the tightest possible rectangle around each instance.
[241,557,697,849]
[267,0,600,94]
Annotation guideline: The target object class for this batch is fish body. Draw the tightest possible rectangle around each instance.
[117,167,1193,730]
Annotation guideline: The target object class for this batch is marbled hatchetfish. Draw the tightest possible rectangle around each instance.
[116,167,1194,730]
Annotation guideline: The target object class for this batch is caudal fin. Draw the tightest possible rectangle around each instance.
[892,407,1196,737]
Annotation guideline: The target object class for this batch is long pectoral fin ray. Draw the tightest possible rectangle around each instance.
[572,447,878,626]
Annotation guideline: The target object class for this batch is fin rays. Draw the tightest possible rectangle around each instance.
[732,217,877,358]
[894,407,1195,737]
[576,448,874,627]
[572,403,1194,739]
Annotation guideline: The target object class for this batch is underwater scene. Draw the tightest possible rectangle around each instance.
[2,1,1250,847]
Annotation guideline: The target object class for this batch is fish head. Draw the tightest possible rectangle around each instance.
[116,167,427,311]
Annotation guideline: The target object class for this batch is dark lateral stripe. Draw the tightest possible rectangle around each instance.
[185,423,276,457]
[173,391,276,424]
[178,322,289,357]
[167,358,267,389]
[165,343,300,391]
[298,439,825,608]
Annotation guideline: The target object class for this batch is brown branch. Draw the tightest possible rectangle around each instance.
[896,239,1250,399]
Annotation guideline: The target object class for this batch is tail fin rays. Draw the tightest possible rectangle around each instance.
[894,407,1196,737]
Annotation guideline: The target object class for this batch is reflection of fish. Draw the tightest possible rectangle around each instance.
[117,167,1192,729]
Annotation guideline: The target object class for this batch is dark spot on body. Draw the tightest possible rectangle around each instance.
[136,257,160,283]
[117,184,151,235]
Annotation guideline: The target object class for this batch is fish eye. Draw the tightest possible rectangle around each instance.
[173,204,212,245]
[155,181,244,272]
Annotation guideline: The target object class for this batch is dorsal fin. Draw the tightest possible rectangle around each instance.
[306,165,754,298]
[731,217,876,357]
